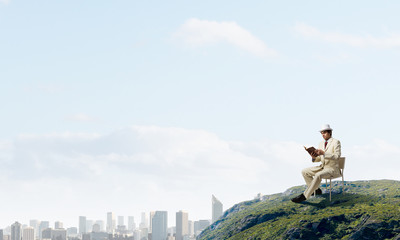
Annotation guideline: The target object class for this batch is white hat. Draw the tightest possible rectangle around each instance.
[320,124,333,132]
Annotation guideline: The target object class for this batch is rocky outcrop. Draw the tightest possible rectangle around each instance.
[198,180,400,240]
[348,218,400,240]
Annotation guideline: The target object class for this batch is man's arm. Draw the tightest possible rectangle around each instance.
[312,156,321,162]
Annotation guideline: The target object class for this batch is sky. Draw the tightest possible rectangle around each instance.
[1,0,400,229]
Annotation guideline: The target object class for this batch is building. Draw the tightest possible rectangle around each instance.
[94,221,104,232]
[92,224,100,233]
[167,227,175,238]
[140,212,148,229]
[90,231,108,240]
[86,220,93,233]
[39,222,49,240]
[66,227,77,236]
[139,227,148,240]
[1,229,4,240]
[41,228,52,240]
[55,222,63,230]
[117,216,124,228]
[151,211,167,240]
[133,230,140,240]
[106,212,116,233]
[149,212,155,233]
[11,222,22,240]
[22,227,34,240]
[127,216,135,231]
[82,233,90,240]
[194,220,210,236]
[176,211,188,240]
[51,229,67,240]
[29,220,40,238]
[212,195,223,223]
[188,220,194,238]
[79,216,87,234]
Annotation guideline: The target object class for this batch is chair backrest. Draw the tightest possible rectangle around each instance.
[339,157,345,170]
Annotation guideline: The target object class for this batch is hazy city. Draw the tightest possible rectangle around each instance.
[0,196,224,240]
[2,1,400,239]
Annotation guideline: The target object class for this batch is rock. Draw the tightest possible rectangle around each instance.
[283,227,301,240]
[348,220,399,240]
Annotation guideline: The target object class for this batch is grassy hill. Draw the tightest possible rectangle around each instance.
[198,180,400,240]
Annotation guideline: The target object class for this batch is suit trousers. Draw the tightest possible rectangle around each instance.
[302,166,334,199]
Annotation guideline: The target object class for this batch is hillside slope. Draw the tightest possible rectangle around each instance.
[198,180,400,240]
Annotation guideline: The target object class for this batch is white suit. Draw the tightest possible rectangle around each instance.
[302,137,341,199]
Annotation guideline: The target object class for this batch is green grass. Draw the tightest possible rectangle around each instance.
[198,180,400,240]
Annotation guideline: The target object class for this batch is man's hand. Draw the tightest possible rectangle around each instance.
[311,151,319,158]
[315,149,325,156]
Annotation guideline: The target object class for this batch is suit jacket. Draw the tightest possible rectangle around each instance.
[313,137,341,177]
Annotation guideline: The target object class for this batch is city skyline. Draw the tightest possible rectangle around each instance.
[0,209,213,240]
[0,194,222,231]
[2,0,400,229]
[0,209,212,230]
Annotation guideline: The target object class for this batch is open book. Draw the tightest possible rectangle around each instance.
[304,146,317,157]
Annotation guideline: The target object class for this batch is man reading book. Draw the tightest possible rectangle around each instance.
[291,124,342,203]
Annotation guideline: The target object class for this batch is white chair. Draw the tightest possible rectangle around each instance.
[323,157,346,201]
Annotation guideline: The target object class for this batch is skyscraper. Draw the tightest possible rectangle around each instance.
[11,222,22,240]
[86,220,93,233]
[212,195,223,223]
[151,211,167,240]
[117,216,124,227]
[1,229,4,240]
[22,227,34,240]
[188,220,194,238]
[29,220,40,238]
[94,221,105,232]
[39,221,49,240]
[54,222,63,230]
[140,212,148,229]
[149,211,155,233]
[79,216,87,234]
[127,216,135,231]
[106,212,116,233]
[175,211,188,240]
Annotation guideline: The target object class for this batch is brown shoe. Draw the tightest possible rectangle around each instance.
[291,194,306,203]
[312,188,323,196]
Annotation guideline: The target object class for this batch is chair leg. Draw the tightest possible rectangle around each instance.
[325,179,328,192]
[329,179,332,201]
[342,175,344,194]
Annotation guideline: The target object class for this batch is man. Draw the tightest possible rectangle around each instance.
[291,124,341,203]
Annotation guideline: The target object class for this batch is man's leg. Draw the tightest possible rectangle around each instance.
[303,169,333,199]
[292,167,322,203]
[302,166,319,187]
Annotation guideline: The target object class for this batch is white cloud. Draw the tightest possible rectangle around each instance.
[295,22,400,48]
[1,127,399,228]
[174,18,278,57]
[0,0,9,4]
[346,139,400,181]
[0,126,297,227]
